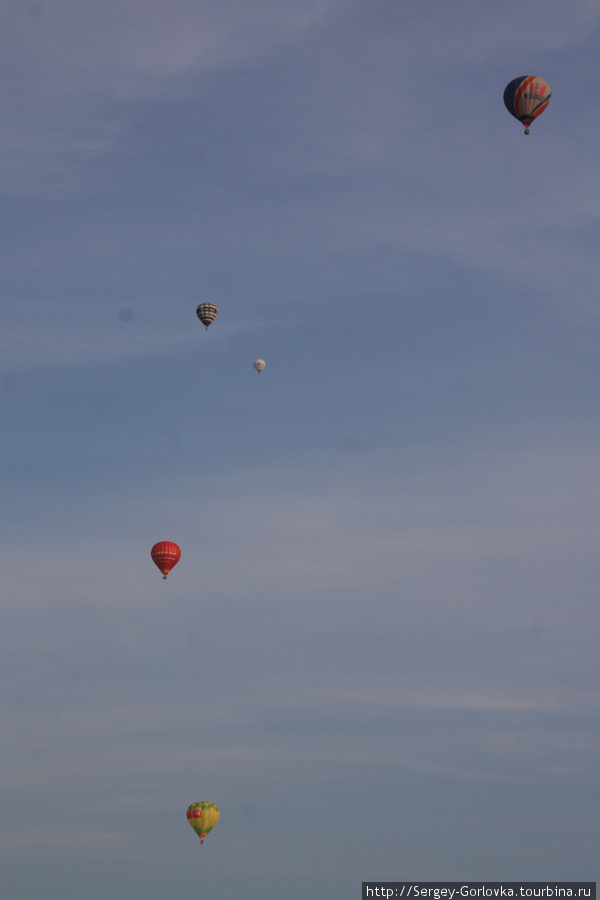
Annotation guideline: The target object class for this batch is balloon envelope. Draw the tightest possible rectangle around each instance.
[196,303,218,330]
[150,541,181,579]
[253,359,266,373]
[503,76,551,133]
[187,801,220,844]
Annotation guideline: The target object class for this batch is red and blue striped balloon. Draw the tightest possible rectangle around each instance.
[503,76,551,134]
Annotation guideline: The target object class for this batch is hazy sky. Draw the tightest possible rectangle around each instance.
[2,2,599,897]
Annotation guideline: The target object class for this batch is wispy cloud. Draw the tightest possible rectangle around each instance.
[0,0,332,196]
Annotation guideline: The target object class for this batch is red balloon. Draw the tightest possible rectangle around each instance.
[151,541,181,579]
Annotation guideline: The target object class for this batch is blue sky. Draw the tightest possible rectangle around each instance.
[2,1,599,897]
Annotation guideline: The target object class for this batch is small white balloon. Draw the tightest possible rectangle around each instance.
[253,359,266,374]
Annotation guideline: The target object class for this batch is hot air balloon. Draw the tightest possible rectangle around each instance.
[503,76,551,134]
[150,541,181,579]
[196,303,218,330]
[187,801,220,844]
[253,359,266,374]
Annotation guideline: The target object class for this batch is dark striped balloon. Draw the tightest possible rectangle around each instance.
[196,303,219,330]
[503,76,551,134]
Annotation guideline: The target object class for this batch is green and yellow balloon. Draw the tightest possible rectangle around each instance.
[186,801,220,844]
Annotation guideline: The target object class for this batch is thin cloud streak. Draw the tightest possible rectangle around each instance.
[0,0,333,197]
